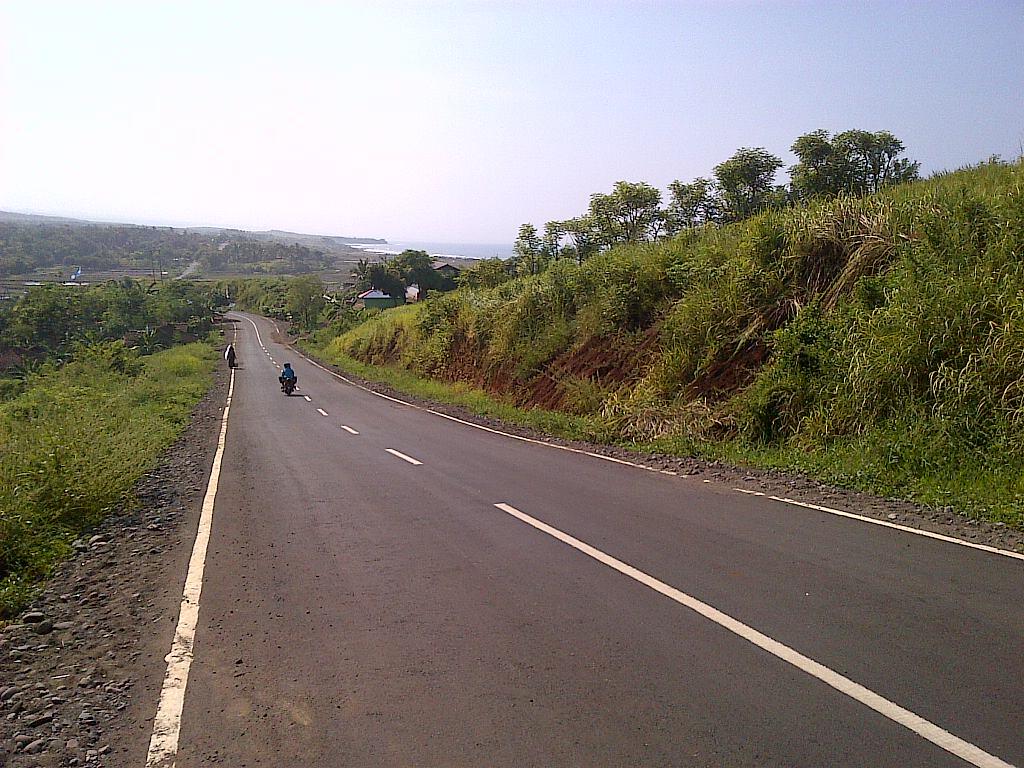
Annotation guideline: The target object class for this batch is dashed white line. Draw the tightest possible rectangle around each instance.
[341,425,359,435]
[491,502,1015,768]
[316,408,329,417]
[303,395,312,402]
[385,448,422,465]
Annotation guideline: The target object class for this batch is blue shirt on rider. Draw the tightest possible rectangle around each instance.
[280,364,296,380]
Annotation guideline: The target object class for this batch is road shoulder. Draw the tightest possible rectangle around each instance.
[0,363,230,768]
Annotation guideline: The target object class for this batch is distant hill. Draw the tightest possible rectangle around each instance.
[0,210,386,280]
[184,226,385,255]
[0,211,386,250]
[0,211,109,227]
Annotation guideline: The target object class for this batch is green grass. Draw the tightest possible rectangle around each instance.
[0,342,218,617]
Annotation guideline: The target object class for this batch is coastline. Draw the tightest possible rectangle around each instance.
[348,240,512,261]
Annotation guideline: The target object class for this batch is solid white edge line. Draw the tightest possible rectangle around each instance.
[146,343,235,766]
[734,487,1023,561]
[385,448,423,465]
[765,494,1024,562]
[341,425,359,435]
[492,502,1016,768]
[316,408,329,417]
[237,314,1023,563]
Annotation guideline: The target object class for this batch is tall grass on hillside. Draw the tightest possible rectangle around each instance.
[312,160,1024,523]
[0,342,217,616]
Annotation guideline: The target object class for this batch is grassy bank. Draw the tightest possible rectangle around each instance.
[305,347,611,441]
[0,342,218,617]
[305,160,1024,526]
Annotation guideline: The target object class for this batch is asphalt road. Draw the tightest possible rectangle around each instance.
[167,311,1022,767]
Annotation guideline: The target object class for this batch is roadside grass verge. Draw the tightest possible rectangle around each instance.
[644,433,1023,527]
[302,342,612,443]
[0,342,218,617]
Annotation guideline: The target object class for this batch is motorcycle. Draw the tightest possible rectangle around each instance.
[281,377,296,395]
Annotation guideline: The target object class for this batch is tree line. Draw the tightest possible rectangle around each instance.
[0,280,228,397]
[0,222,330,277]
[511,129,920,275]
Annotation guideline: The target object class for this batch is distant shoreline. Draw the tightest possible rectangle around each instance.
[349,240,513,261]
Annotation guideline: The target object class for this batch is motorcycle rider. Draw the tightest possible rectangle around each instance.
[279,362,297,391]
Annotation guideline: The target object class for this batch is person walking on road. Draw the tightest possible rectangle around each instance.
[225,343,236,369]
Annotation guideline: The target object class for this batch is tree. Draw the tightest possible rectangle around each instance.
[393,249,439,291]
[541,221,564,263]
[353,258,373,291]
[789,129,854,200]
[713,148,784,222]
[513,223,545,276]
[366,262,405,299]
[587,181,664,246]
[560,216,600,265]
[285,275,325,330]
[834,130,920,194]
[458,258,516,289]
[665,177,720,232]
[790,129,920,199]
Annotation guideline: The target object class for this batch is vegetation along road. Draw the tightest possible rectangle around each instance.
[136,311,1020,767]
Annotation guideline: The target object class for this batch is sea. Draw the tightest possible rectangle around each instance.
[348,240,513,261]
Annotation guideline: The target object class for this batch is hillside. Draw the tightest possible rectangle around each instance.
[311,160,1024,523]
[0,211,387,286]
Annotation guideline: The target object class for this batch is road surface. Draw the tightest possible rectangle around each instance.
[151,311,1023,767]
[174,260,201,280]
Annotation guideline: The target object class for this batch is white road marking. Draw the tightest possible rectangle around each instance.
[146,360,235,766]
[316,408,329,417]
[385,448,423,465]
[249,319,265,347]
[492,502,1016,768]
[238,313,1022,563]
[303,395,312,402]
[341,425,359,435]
[756,493,1024,562]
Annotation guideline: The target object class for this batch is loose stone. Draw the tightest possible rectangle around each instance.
[32,620,54,636]
[27,711,54,727]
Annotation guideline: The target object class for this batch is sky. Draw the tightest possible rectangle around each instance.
[1,1,1022,243]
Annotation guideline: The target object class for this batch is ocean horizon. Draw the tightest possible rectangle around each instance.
[349,240,513,260]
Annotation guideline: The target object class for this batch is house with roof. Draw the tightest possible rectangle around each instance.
[357,289,404,309]
[432,260,462,280]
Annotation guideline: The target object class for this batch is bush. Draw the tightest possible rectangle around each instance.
[0,342,217,616]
